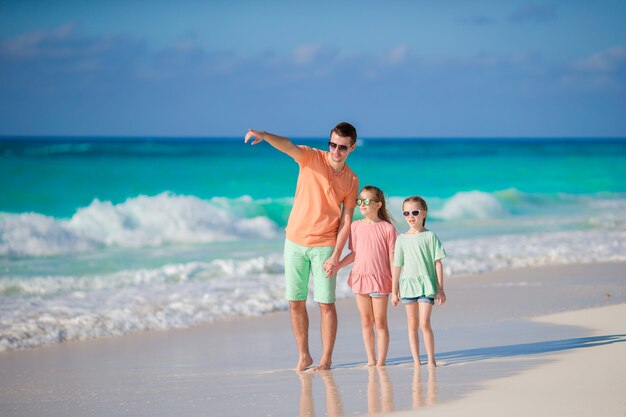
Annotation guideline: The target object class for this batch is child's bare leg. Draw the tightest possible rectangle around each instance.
[290,301,314,371]
[372,295,389,366]
[355,294,376,366]
[405,303,421,365]
[418,302,436,367]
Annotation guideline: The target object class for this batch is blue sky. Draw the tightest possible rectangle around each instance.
[1,1,625,138]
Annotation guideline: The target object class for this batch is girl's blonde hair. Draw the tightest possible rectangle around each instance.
[362,185,393,224]
[403,196,428,227]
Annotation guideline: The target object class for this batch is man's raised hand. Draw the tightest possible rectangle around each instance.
[244,129,265,145]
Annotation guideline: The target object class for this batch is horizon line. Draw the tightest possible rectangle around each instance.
[2,135,626,142]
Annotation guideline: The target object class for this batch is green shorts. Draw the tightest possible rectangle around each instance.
[284,239,337,304]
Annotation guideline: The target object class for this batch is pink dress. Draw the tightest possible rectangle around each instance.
[347,220,397,294]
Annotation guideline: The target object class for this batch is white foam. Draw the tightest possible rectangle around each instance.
[443,228,626,276]
[0,193,280,257]
[4,190,625,258]
[0,212,98,257]
[436,191,509,220]
[2,226,625,351]
[0,254,353,351]
[0,256,285,297]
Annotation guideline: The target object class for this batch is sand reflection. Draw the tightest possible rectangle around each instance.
[366,366,394,413]
[297,364,438,415]
[298,370,343,417]
[412,366,438,409]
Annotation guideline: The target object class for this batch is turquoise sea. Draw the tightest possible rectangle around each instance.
[1,137,625,350]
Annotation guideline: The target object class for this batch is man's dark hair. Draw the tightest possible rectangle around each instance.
[330,122,357,145]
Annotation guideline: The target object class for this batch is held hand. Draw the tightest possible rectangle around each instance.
[391,292,400,307]
[244,129,265,145]
[323,257,339,278]
[322,261,335,278]
[325,264,339,277]
[436,289,446,305]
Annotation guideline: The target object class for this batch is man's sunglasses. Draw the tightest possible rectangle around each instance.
[402,210,422,217]
[328,141,349,152]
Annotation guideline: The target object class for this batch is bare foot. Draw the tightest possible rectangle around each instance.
[414,361,422,367]
[313,362,332,372]
[428,361,437,369]
[377,362,386,367]
[297,355,314,372]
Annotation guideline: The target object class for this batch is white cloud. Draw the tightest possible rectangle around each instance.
[563,45,626,92]
[573,46,626,72]
[384,44,410,66]
[292,43,323,66]
[0,23,114,60]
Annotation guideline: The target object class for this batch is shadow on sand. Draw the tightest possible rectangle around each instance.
[295,334,625,416]
[384,334,626,366]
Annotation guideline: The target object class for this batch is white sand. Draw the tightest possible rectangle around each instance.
[390,303,626,417]
[0,262,624,416]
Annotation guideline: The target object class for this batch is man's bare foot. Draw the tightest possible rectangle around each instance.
[366,362,376,367]
[428,361,437,369]
[297,355,314,372]
[313,362,332,372]
[376,362,386,367]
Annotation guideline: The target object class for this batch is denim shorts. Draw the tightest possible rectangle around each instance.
[369,292,389,298]
[401,296,435,305]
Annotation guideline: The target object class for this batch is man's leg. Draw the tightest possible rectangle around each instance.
[284,240,313,371]
[310,245,338,371]
[316,301,337,370]
[290,300,313,371]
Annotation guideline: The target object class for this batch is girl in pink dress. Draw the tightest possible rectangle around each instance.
[338,185,397,366]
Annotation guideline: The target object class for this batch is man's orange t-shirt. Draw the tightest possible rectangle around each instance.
[285,146,359,247]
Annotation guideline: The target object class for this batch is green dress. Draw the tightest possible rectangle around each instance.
[394,230,446,298]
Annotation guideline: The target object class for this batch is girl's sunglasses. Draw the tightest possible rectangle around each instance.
[356,198,375,206]
[329,141,349,152]
[402,210,422,217]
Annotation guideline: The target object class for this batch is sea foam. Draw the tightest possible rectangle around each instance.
[0,193,280,257]
[436,190,509,220]
[0,254,338,351]
[3,190,625,258]
[2,227,625,351]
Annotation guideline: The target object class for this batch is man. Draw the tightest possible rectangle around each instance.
[244,122,359,371]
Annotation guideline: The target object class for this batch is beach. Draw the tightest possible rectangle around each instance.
[1,261,624,416]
